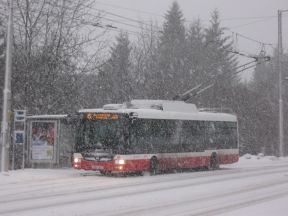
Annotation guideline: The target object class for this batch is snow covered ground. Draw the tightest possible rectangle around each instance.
[0,155,288,216]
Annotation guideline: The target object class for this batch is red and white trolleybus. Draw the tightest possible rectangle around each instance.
[73,100,239,175]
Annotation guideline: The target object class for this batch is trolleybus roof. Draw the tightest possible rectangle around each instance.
[79,100,237,122]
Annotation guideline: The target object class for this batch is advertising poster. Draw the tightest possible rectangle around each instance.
[31,121,56,161]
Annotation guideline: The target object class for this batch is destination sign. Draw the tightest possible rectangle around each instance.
[85,113,119,120]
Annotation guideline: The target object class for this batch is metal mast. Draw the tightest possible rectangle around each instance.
[277,10,288,157]
[1,0,13,172]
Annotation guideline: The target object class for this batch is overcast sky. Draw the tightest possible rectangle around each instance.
[95,0,288,80]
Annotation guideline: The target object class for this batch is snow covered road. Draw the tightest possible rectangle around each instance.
[1,156,288,216]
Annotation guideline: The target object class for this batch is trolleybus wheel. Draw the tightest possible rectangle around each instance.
[100,170,111,176]
[150,157,158,175]
[100,171,106,175]
[209,153,219,170]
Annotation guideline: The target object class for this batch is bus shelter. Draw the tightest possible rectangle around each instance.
[25,115,75,168]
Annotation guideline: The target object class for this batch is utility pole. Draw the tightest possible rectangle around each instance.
[1,0,13,172]
[277,9,288,157]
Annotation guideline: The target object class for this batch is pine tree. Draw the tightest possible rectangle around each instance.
[98,32,133,104]
[131,23,160,99]
[199,10,238,107]
[205,10,238,82]
[186,19,206,88]
[156,1,187,99]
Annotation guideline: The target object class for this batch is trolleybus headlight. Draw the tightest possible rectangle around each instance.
[115,159,125,165]
[74,157,81,163]
[73,153,83,163]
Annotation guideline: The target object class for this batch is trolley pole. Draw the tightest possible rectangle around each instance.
[1,0,13,172]
[277,9,288,157]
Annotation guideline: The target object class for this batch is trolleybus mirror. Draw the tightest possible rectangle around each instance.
[129,112,138,123]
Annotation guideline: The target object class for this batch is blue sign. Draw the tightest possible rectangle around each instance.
[15,132,24,144]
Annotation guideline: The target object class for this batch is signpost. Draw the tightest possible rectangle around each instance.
[13,110,26,169]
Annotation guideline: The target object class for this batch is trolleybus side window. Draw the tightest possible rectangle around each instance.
[210,121,238,149]
[169,121,183,152]
[129,119,178,154]
[129,119,151,154]
[224,122,237,149]
[181,121,205,152]
[205,121,218,149]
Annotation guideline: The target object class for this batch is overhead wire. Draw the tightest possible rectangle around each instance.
[94,0,281,22]
[0,0,277,59]
[1,1,277,64]
[75,2,274,100]
[0,0,276,50]
[94,0,165,19]
[175,56,271,101]
[92,0,279,45]
[82,3,275,56]
[2,0,272,67]
[93,0,281,53]
[59,0,275,49]
[228,17,275,29]
[45,1,161,36]
[89,7,156,29]
[0,0,278,102]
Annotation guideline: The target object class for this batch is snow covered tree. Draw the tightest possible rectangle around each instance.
[196,10,238,108]
[204,10,238,83]
[97,32,133,104]
[156,1,187,99]
[186,19,206,88]
[10,0,105,114]
[131,23,160,99]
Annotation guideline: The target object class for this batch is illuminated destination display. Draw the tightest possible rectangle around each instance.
[85,113,119,120]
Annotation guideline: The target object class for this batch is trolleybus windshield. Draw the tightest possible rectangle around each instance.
[76,113,129,154]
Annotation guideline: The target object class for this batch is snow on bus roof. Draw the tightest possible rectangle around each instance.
[134,109,236,122]
[131,99,198,113]
[79,100,237,122]
[27,114,68,119]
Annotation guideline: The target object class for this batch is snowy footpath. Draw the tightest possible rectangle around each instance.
[0,155,288,216]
